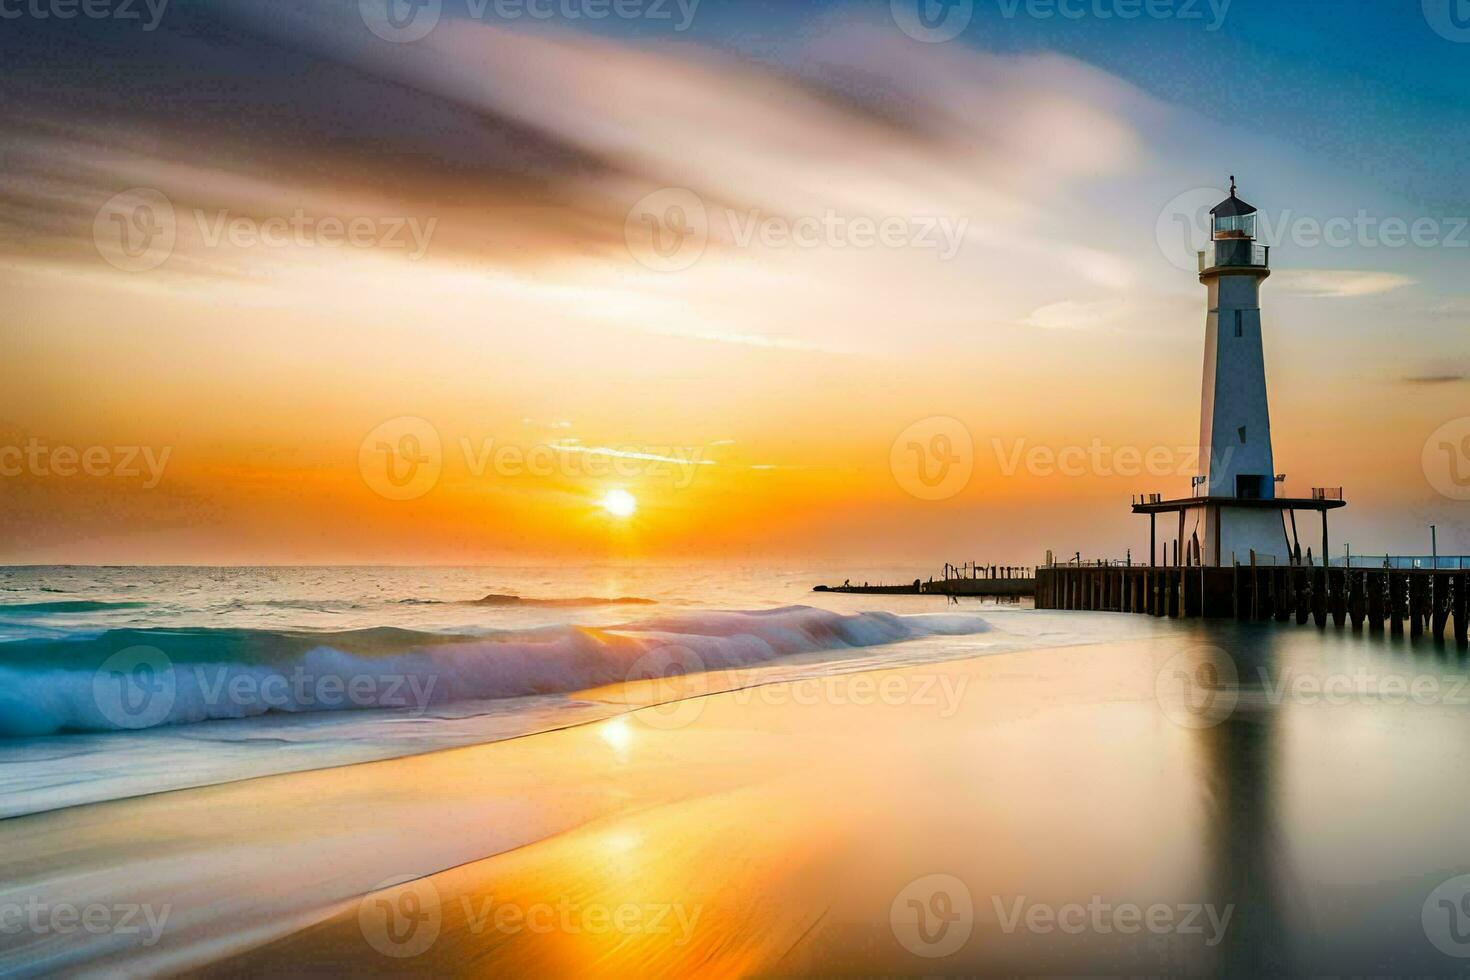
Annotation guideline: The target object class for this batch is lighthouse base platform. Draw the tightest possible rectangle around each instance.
[1131,495,1346,567]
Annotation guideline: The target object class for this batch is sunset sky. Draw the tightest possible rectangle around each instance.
[2,0,1467,564]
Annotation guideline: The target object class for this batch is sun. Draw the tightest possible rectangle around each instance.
[600,489,638,518]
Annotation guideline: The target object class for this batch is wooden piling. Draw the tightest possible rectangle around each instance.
[1252,552,1264,620]
[1410,574,1426,639]
[1455,573,1469,647]
[1367,571,1384,633]
[1432,573,1450,641]
[1312,567,1328,628]
[1348,570,1365,630]
[1330,568,1347,628]
[1390,572,1405,635]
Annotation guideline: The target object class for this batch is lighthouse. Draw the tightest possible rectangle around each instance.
[1199,178,1273,503]
[1133,180,1344,568]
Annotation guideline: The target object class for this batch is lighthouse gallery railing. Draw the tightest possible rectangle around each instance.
[1198,241,1270,272]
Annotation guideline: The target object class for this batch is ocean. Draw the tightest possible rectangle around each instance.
[7,565,1470,975]
[0,564,1163,818]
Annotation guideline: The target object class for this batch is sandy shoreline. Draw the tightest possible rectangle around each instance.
[197,633,1229,977]
[6,623,1470,976]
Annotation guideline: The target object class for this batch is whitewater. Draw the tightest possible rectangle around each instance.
[0,565,1160,818]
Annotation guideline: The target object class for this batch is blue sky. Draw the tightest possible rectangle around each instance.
[644,0,1470,211]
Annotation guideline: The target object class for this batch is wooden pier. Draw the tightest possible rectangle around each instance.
[814,577,1035,598]
[1035,564,1470,643]
[927,577,1034,598]
[813,582,925,595]
[815,565,1036,598]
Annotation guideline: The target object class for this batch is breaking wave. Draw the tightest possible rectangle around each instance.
[0,606,989,737]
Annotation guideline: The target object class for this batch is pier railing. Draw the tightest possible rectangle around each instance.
[1043,555,1470,571]
[1040,558,1136,569]
[1130,486,1346,504]
[940,563,1034,580]
[1331,556,1469,570]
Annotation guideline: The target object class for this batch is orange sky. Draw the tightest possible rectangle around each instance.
[2,9,1466,564]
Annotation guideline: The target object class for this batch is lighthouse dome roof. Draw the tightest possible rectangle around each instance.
[1211,189,1257,217]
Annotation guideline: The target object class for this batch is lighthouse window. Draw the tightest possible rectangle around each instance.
[1234,311,1243,337]
[1214,214,1256,238]
[1238,426,1248,444]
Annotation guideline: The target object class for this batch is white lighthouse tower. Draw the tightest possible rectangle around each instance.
[1134,179,1344,568]
[1199,178,1273,503]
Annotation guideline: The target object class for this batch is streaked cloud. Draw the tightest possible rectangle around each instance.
[1401,374,1467,385]
[1024,298,1130,332]
[1275,270,1415,298]
[0,1,1148,291]
[549,443,715,467]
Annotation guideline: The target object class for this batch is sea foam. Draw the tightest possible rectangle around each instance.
[0,606,989,737]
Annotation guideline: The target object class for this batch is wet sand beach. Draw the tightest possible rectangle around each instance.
[7,621,1470,976]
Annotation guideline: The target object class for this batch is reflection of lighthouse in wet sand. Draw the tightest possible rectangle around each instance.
[1135,179,1345,566]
